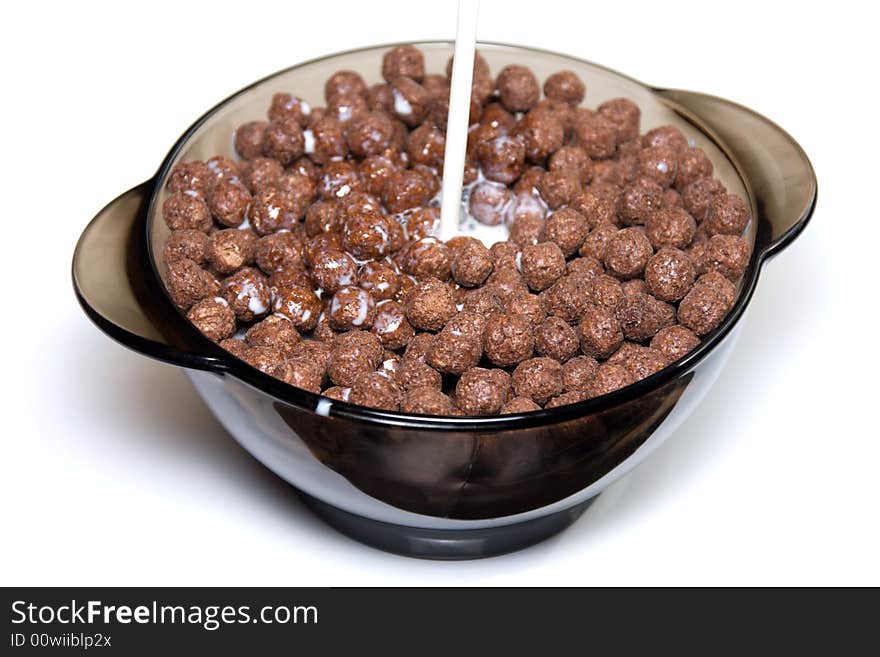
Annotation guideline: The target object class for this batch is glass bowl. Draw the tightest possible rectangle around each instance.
[72,41,816,559]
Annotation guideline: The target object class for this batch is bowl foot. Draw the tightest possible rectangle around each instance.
[299,494,596,560]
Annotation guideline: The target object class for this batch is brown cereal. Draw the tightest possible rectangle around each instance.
[597,98,641,143]
[617,179,664,226]
[704,193,750,236]
[586,362,631,398]
[644,248,696,302]
[325,70,368,102]
[501,397,542,414]
[187,297,236,342]
[573,113,617,160]
[534,316,580,362]
[404,278,457,332]
[562,355,599,393]
[167,161,211,199]
[205,229,257,275]
[272,358,324,393]
[636,145,679,188]
[614,291,675,341]
[483,313,534,367]
[407,122,446,169]
[651,325,700,364]
[219,266,271,322]
[674,146,713,191]
[262,118,305,165]
[163,191,213,232]
[549,145,593,185]
[645,206,697,250]
[540,208,589,256]
[578,305,624,358]
[359,260,400,301]
[401,386,455,415]
[427,331,482,375]
[478,136,525,184]
[642,125,688,152]
[328,285,376,331]
[371,300,414,350]
[309,248,359,293]
[570,186,618,229]
[166,258,219,310]
[244,314,301,357]
[455,368,512,416]
[520,242,566,291]
[382,169,432,213]
[342,211,395,260]
[701,234,750,281]
[382,45,425,83]
[164,229,209,264]
[496,65,540,112]
[604,227,653,278]
[348,371,401,411]
[268,92,312,125]
[515,108,565,163]
[540,275,593,324]
[682,177,726,221]
[512,357,563,405]
[242,157,283,193]
[398,237,452,281]
[543,70,586,106]
[271,282,321,331]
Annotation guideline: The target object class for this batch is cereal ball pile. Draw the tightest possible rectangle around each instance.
[162,46,751,416]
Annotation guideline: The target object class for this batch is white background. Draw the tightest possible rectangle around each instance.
[2,0,877,586]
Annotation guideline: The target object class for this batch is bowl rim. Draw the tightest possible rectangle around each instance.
[145,39,777,432]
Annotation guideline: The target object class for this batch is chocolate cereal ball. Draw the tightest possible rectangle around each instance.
[645,206,697,250]
[543,70,586,106]
[206,228,257,275]
[573,113,617,160]
[549,145,593,185]
[291,340,333,373]
[570,186,617,229]
[469,180,514,226]
[382,169,432,213]
[166,258,219,310]
[398,237,452,281]
[456,368,511,416]
[534,316,579,362]
[328,285,376,331]
[401,386,455,415]
[451,239,494,288]
[586,362,631,398]
[324,70,368,102]
[562,355,599,393]
[614,291,674,342]
[674,146,713,191]
[326,93,369,124]
[512,357,563,405]
[272,358,324,393]
[704,193,750,236]
[540,208,590,257]
[309,248,358,294]
[612,344,666,382]
[501,397,542,414]
[166,160,211,199]
[540,275,592,324]
[234,121,268,160]
[516,108,565,163]
[327,331,382,387]
[567,255,604,281]
[248,187,290,236]
[642,125,688,152]
[682,177,726,222]
[407,122,446,169]
[578,306,624,359]
[220,266,271,322]
[255,232,303,274]
[242,157,283,193]
[520,242,566,291]
[427,331,482,375]
[651,325,700,364]
[478,136,525,185]
[271,283,321,331]
[536,170,580,210]
[187,297,236,342]
[344,111,395,158]
[636,145,679,188]
[604,227,653,278]
[358,154,400,197]
[207,178,250,228]
[242,346,284,374]
[483,313,534,367]
[371,300,414,350]
[382,45,425,83]
[268,92,311,125]
[389,77,429,127]
[245,314,301,358]
[396,355,442,391]
[496,65,540,112]
[701,234,750,281]
[164,229,208,264]
[545,390,589,408]
[508,213,545,248]
[617,179,664,226]
[404,278,457,332]
[342,211,394,260]
[644,248,696,301]
[348,371,401,411]
[262,117,305,165]
[597,98,641,143]
[675,277,735,331]
[359,260,400,301]
[163,191,212,232]
[307,115,349,164]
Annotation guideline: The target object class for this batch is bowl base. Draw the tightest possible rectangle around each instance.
[299,494,596,560]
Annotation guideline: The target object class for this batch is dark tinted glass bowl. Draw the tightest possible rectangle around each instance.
[72,42,816,559]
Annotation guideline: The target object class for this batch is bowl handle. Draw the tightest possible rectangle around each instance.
[72,180,229,373]
[654,88,817,260]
